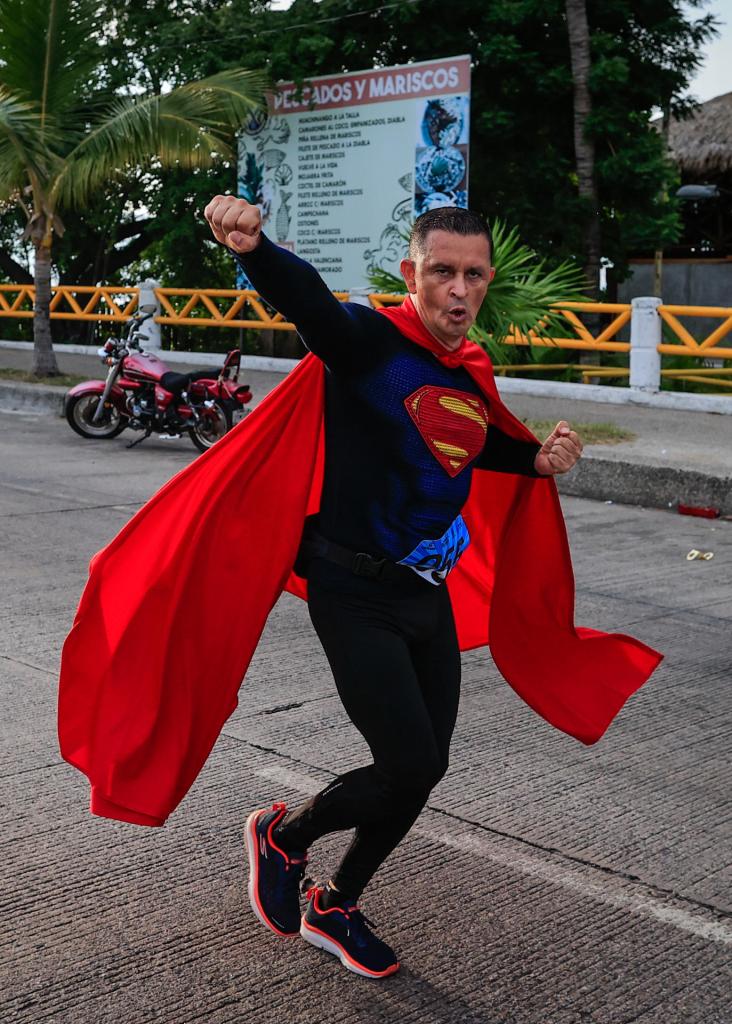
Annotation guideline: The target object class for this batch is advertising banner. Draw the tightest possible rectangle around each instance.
[237,55,471,290]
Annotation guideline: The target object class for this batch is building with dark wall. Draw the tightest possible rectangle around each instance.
[619,91,732,308]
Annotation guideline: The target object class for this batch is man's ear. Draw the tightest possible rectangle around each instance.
[400,258,417,294]
[488,267,496,283]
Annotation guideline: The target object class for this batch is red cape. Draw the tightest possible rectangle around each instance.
[58,297,662,827]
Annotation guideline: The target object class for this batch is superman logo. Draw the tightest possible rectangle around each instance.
[404,386,489,477]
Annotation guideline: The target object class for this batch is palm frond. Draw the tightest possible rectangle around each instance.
[175,69,270,127]
[0,0,100,125]
[368,267,407,293]
[465,323,515,365]
[477,220,587,340]
[52,69,268,209]
[0,86,60,198]
[366,218,586,363]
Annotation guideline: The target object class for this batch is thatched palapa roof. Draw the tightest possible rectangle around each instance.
[663,91,732,177]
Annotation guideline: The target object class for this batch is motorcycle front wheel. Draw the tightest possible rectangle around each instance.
[66,393,127,439]
[189,399,232,453]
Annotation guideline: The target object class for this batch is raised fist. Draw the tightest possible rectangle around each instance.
[534,421,583,476]
[203,195,262,253]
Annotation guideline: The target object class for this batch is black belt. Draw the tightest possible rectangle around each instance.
[296,521,413,583]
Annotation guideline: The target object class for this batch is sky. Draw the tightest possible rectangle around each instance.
[685,0,732,101]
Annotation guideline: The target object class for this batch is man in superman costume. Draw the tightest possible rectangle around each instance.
[58,198,662,979]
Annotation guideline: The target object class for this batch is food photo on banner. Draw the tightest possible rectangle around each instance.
[414,94,470,216]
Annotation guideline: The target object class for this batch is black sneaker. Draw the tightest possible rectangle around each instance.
[300,885,400,978]
[245,802,308,937]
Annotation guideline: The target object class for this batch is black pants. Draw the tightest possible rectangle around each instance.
[276,560,461,899]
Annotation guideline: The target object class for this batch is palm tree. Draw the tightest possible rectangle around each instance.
[0,0,266,375]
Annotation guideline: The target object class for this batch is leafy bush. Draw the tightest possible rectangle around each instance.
[367,219,586,366]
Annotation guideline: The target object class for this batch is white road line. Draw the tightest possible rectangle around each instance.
[251,761,732,946]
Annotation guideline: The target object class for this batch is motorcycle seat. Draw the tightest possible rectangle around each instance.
[159,369,219,397]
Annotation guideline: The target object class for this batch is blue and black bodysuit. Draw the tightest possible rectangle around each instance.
[231,235,541,901]
[232,235,540,586]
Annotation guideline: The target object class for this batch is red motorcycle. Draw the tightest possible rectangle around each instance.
[65,312,252,452]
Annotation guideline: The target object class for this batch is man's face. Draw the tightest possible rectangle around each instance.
[400,229,495,350]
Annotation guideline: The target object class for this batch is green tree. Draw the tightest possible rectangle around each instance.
[0,0,718,339]
[0,0,265,374]
[565,0,601,298]
[207,0,716,284]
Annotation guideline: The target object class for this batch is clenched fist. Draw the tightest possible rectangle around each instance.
[203,195,262,254]
[534,421,583,476]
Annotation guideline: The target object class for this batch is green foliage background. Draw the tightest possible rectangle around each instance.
[0,0,718,306]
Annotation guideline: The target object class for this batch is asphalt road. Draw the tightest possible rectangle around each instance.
[1,411,730,1024]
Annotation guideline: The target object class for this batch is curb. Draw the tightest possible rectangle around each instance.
[556,455,732,515]
[0,381,65,416]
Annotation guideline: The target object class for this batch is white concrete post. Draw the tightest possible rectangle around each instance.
[136,278,162,349]
[629,296,662,392]
[347,286,373,308]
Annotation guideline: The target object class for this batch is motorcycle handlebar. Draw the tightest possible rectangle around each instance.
[98,310,154,361]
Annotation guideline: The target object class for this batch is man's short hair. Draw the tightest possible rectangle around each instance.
[408,207,493,261]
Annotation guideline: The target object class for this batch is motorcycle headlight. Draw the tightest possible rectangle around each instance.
[98,340,117,362]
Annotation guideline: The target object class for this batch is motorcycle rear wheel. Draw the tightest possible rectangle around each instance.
[66,393,127,439]
[189,399,232,453]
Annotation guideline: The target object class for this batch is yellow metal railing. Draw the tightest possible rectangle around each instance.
[155,287,351,330]
[2,284,731,372]
[0,284,138,322]
[503,302,632,353]
[368,293,407,309]
[657,304,732,360]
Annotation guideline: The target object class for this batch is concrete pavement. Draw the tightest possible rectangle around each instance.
[0,410,730,1023]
